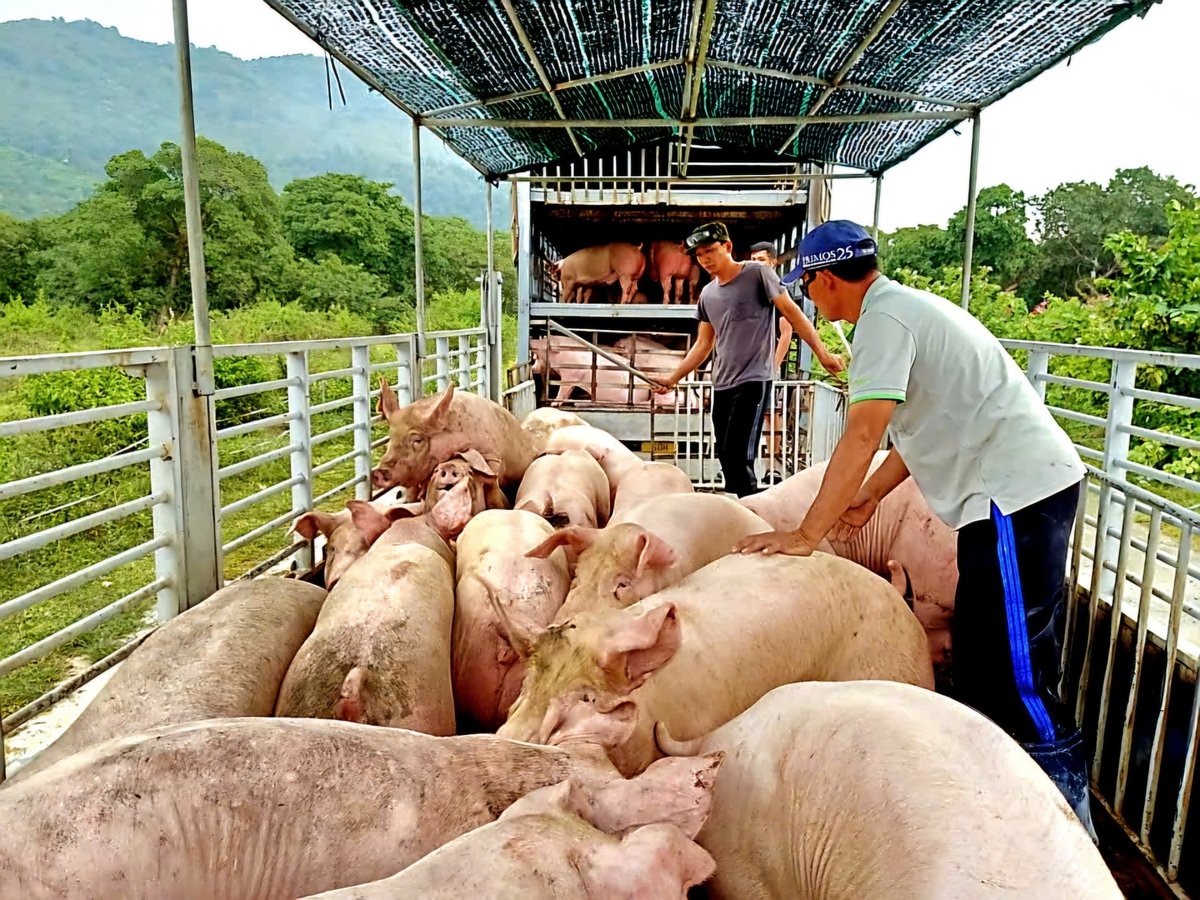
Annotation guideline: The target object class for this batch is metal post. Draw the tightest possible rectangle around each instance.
[1100,360,1137,598]
[412,119,427,357]
[872,175,883,240]
[516,180,533,365]
[171,0,214,397]
[960,109,981,311]
[485,181,503,399]
[435,336,451,391]
[1026,349,1049,401]
[147,347,222,615]
[351,345,373,500]
[286,352,314,572]
[456,335,471,391]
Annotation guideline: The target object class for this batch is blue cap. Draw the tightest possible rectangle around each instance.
[781,220,877,285]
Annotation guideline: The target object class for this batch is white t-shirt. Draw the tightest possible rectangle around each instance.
[848,275,1085,529]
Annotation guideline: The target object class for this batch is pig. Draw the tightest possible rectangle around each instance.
[554,242,646,305]
[531,335,664,407]
[0,716,722,899]
[655,681,1120,899]
[423,447,509,513]
[372,380,538,499]
[303,778,717,899]
[648,240,702,305]
[544,424,642,492]
[5,578,326,784]
[520,406,587,452]
[588,447,694,519]
[526,493,772,620]
[496,552,934,776]
[742,450,958,683]
[515,448,612,529]
[274,502,456,733]
[452,509,572,731]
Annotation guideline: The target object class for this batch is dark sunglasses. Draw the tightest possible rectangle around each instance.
[799,270,816,297]
[684,225,725,251]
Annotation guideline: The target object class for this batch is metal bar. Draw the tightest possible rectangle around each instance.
[497,0,584,156]
[212,333,416,357]
[0,347,170,377]
[171,0,213,396]
[310,420,360,447]
[413,119,427,354]
[0,400,160,439]
[312,473,368,507]
[999,341,1200,372]
[703,59,975,110]
[1168,639,1200,878]
[679,0,718,176]
[213,377,295,402]
[221,506,303,555]
[0,535,169,625]
[960,109,981,310]
[1120,423,1200,453]
[1037,373,1110,393]
[871,176,882,239]
[308,366,358,384]
[219,475,303,519]
[309,394,358,417]
[1092,493,1137,782]
[423,59,684,116]
[0,578,168,678]
[1141,523,1192,844]
[1125,386,1200,409]
[2,628,156,734]
[513,170,874,184]
[351,345,373,501]
[435,336,451,390]
[1076,481,1111,725]
[215,411,296,441]
[1046,406,1107,429]
[0,493,166,564]
[1112,457,1200,496]
[217,442,297,481]
[0,445,162,503]
[286,351,314,571]
[430,111,969,129]
[1061,482,1090,696]
[312,447,361,478]
[776,0,908,153]
[235,540,308,580]
[484,180,502,400]
[1074,443,1104,462]
[1116,505,1162,813]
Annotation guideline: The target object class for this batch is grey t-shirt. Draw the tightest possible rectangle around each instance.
[695,262,779,390]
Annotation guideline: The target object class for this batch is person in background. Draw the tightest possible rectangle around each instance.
[748,241,794,378]
[733,219,1095,841]
[653,221,845,497]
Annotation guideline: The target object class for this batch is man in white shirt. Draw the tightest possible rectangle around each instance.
[734,220,1094,839]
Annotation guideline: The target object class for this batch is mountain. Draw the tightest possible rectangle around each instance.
[0,18,508,225]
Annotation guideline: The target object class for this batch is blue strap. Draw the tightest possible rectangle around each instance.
[992,503,1057,743]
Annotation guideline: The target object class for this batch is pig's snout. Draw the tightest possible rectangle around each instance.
[371,467,393,489]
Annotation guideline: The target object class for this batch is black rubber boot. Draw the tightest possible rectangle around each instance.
[1023,730,1099,845]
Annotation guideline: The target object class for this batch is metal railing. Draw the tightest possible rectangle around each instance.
[999,340,1200,895]
[0,327,491,755]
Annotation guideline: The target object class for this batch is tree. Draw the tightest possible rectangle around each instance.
[281,174,414,299]
[878,224,954,277]
[1033,167,1196,300]
[0,213,42,301]
[288,254,402,328]
[946,184,1040,298]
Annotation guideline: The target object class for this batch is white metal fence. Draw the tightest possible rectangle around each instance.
[0,328,490,751]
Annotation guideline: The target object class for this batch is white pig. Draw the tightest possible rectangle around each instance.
[515,448,612,529]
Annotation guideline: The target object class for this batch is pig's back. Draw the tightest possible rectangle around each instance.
[687,682,1120,900]
[10,578,326,783]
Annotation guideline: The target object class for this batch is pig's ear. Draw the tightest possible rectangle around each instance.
[546,696,638,753]
[427,478,475,540]
[346,500,392,546]
[500,779,591,822]
[422,383,455,429]
[292,509,341,541]
[583,445,608,463]
[581,824,716,896]
[589,752,724,839]
[456,448,496,477]
[633,530,677,580]
[385,504,419,522]
[377,377,400,421]
[474,572,538,659]
[525,525,600,560]
[600,603,681,691]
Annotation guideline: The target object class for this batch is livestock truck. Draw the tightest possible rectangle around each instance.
[507,141,848,489]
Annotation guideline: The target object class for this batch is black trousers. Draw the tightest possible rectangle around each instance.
[711,380,769,498]
[952,480,1083,746]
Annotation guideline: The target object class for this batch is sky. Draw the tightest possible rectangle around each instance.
[1,0,1197,232]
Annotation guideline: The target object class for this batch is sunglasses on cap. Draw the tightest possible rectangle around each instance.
[684,224,728,251]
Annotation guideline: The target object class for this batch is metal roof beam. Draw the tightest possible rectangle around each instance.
[705,60,974,111]
[423,59,685,117]
[678,0,719,176]
[427,110,970,129]
[776,0,908,154]
[497,0,584,157]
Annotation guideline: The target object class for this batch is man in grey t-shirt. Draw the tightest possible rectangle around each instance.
[653,221,844,496]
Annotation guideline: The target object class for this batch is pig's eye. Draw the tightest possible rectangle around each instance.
[614,577,632,594]
[405,433,425,448]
